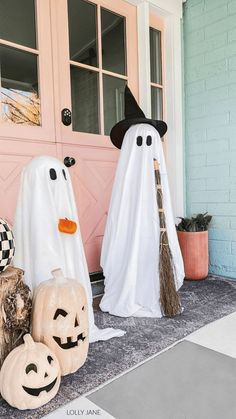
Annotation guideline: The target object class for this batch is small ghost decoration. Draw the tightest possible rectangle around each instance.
[13,155,125,342]
[32,269,89,376]
[0,334,61,410]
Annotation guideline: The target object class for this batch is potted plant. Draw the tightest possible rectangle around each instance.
[176,213,212,280]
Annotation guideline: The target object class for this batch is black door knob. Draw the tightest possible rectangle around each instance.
[64,157,76,167]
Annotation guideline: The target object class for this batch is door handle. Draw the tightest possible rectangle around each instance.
[61,108,72,126]
[64,157,76,167]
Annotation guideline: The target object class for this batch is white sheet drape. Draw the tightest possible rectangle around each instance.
[100,124,184,317]
[13,156,125,341]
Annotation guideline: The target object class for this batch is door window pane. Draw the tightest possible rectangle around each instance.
[0,0,36,49]
[103,75,125,135]
[150,28,162,84]
[70,66,99,133]
[101,9,126,75]
[68,0,98,67]
[0,45,40,125]
[151,87,163,120]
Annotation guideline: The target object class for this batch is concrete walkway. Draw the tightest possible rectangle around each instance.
[45,312,236,419]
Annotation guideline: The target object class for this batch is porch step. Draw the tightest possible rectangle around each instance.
[90,271,104,297]
[91,278,105,297]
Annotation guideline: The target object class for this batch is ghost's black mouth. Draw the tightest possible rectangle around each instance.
[22,377,58,396]
[53,333,86,349]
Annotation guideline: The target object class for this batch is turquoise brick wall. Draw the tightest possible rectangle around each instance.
[183,0,236,278]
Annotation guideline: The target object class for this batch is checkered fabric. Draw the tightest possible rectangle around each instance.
[0,218,15,273]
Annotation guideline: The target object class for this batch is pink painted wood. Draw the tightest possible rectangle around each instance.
[0,0,55,142]
[63,144,119,272]
[51,0,138,147]
[0,140,57,224]
[50,0,138,271]
[0,0,139,273]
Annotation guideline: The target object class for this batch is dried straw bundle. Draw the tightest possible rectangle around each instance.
[0,267,32,366]
[153,159,181,317]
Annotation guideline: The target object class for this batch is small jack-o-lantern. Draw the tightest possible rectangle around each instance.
[32,269,89,376]
[0,334,61,410]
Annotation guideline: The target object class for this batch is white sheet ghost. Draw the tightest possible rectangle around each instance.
[13,156,125,342]
[100,124,185,317]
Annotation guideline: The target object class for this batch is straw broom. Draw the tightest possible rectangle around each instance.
[153,159,181,317]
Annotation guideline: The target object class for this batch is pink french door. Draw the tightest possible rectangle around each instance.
[52,0,138,271]
[0,0,55,141]
[0,0,138,272]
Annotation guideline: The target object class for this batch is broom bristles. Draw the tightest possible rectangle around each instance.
[159,234,181,317]
[153,159,181,317]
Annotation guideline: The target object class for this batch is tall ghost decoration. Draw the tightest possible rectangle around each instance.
[100,86,185,318]
[13,156,124,342]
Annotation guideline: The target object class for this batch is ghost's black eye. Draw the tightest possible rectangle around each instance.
[136,136,143,146]
[62,169,67,180]
[49,168,57,180]
[26,363,37,374]
[146,135,152,146]
[82,306,85,311]
[47,355,53,364]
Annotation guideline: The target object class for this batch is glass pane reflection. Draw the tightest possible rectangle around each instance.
[103,75,125,135]
[101,8,126,75]
[0,45,40,125]
[70,66,99,134]
[150,28,162,85]
[0,0,36,49]
[151,87,163,120]
[68,0,98,67]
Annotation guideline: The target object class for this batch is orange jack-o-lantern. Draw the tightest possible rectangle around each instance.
[0,334,61,410]
[58,218,77,234]
[32,269,89,376]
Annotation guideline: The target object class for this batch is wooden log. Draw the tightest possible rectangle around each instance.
[0,267,32,367]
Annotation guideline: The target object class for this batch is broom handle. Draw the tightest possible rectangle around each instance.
[153,160,181,316]
[153,159,166,232]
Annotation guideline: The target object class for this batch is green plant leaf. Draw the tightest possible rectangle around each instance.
[176,213,212,232]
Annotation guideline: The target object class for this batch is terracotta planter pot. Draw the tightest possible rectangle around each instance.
[177,231,209,280]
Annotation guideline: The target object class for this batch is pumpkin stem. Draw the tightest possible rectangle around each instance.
[23,334,35,348]
[51,268,67,283]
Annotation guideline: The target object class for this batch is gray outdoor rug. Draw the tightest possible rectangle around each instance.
[1,276,236,419]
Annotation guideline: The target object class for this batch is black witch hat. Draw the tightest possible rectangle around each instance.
[110,85,167,149]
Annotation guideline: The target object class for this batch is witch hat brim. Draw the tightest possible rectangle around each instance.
[110,86,168,149]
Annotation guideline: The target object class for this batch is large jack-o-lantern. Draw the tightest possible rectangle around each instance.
[32,269,89,376]
[0,334,61,410]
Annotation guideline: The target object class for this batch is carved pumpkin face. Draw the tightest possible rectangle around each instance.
[0,334,60,410]
[32,269,89,376]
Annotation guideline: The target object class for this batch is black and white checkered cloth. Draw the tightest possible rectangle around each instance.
[0,218,15,273]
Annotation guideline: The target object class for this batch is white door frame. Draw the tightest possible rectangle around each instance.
[127,0,185,220]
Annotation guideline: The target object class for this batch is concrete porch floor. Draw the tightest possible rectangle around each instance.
[45,309,236,419]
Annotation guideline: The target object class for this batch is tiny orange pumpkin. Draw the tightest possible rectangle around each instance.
[58,218,77,234]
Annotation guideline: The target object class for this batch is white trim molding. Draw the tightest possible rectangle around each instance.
[128,0,183,17]
[129,0,185,219]
[164,13,185,219]
[137,2,152,118]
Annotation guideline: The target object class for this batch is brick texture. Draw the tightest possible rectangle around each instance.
[183,0,236,278]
